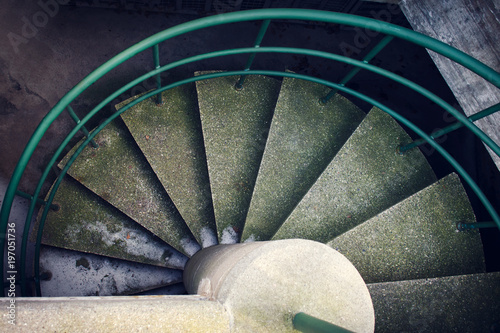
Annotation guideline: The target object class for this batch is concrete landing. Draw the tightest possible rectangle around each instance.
[273,107,437,242]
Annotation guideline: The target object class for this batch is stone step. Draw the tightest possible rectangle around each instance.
[195,71,280,243]
[273,107,437,242]
[119,84,218,248]
[35,176,188,269]
[241,76,365,242]
[59,118,200,256]
[39,246,183,296]
[367,272,500,332]
[2,295,230,332]
[327,173,485,283]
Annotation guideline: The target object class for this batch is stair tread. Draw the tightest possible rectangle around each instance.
[39,246,183,296]
[195,72,280,243]
[36,176,188,269]
[241,77,365,242]
[59,119,200,256]
[120,84,217,248]
[367,272,500,333]
[272,107,437,242]
[328,173,485,283]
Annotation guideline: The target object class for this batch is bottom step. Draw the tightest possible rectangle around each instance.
[368,272,500,332]
[39,246,183,296]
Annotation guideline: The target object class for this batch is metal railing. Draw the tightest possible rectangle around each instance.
[1,9,499,309]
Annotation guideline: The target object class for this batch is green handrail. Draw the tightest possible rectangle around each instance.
[293,312,354,333]
[1,9,499,297]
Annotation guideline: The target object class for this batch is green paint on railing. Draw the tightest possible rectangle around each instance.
[235,18,271,90]
[153,44,163,105]
[399,102,500,154]
[0,9,499,296]
[321,35,394,104]
[293,312,354,333]
[66,106,99,148]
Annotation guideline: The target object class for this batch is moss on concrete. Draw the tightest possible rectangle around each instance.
[368,272,500,332]
[195,72,280,243]
[59,118,198,256]
[241,76,365,242]
[273,107,437,242]
[328,173,485,283]
[120,84,218,248]
[34,177,188,269]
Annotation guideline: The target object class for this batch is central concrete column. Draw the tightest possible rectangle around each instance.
[184,239,375,332]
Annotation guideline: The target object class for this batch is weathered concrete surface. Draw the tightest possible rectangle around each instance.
[38,246,183,297]
[273,107,436,242]
[196,73,280,244]
[368,272,500,333]
[241,76,365,242]
[120,85,218,249]
[59,119,200,257]
[184,239,375,333]
[328,173,485,283]
[35,176,188,269]
[0,295,230,332]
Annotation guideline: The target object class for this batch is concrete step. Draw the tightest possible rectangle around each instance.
[327,173,485,283]
[241,77,365,242]
[195,71,280,243]
[59,119,200,257]
[273,107,437,242]
[367,272,500,333]
[39,246,183,296]
[1,295,230,332]
[120,84,218,248]
[35,176,188,269]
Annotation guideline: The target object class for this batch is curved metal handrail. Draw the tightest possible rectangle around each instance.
[1,9,499,297]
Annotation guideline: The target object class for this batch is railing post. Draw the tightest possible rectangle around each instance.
[66,106,99,148]
[15,190,59,211]
[153,44,163,105]
[398,102,500,154]
[235,19,272,90]
[320,35,394,104]
[293,312,354,333]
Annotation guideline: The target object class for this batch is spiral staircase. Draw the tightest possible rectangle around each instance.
[2,8,500,333]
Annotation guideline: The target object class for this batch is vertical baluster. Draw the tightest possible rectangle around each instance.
[66,106,99,148]
[235,19,272,90]
[321,35,394,104]
[153,44,163,105]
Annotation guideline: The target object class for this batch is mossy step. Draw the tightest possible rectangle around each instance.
[39,246,183,296]
[272,107,437,242]
[35,176,188,269]
[119,84,217,248]
[195,71,280,243]
[327,173,485,283]
[367,272,500,332]
[241,77,365,242]
[59,119,199,256]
